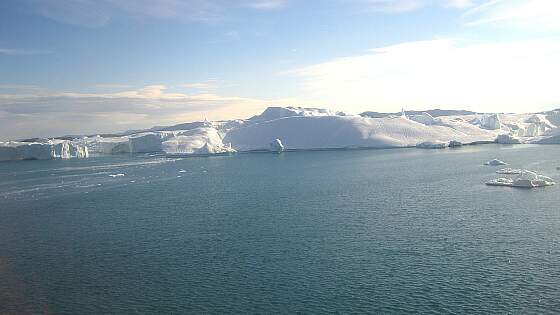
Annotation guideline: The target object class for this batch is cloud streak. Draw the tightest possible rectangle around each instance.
[0,48,52,55]
[23,0,289,28]
[0,85,287,140]
[463,0,560,31]
[355,0,476,12]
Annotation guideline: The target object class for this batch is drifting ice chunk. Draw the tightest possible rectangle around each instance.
[270,139,285,152]
[416,141,447,149]
[486,170,555,188]
[484,159,507,166]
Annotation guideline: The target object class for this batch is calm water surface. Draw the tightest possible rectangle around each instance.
[1,145,559,314]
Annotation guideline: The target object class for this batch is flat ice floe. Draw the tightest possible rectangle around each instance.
[486,170,555,188]
[484,159,507,166]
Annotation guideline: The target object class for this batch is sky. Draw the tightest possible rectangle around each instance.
[1,0,560,140]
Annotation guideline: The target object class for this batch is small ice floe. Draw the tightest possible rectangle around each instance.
[484,159,507,166]
[486,170,555,188]
[496,168,523,175]
[108,173,125,178]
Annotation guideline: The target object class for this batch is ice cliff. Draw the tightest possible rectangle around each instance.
[3,106,560,162]
[0,140,88,161]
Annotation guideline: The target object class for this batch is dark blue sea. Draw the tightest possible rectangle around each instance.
[1,145,559,314]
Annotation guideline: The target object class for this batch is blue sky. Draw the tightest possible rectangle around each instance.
[1,0,560,139]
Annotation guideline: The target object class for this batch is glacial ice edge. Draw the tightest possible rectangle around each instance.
[2,106,560,161]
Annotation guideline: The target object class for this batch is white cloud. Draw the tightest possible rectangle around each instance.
[357,0,476,12]
[243,0,287,10]
[0,85,291,140]
[292,38,560,114]
[464,0,560,31]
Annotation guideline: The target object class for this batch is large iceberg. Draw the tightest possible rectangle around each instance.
[495,134,521,144]
[0,140,88,161]
[5,106,560,162]
[224,115,498,151]
[162,127,235,156]
[128,133,163,153]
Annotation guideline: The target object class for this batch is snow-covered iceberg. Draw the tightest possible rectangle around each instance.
[495,134,521,144]
[0,140,88,161]
[5,106,560,162]
[486,170,555,188]
[224,114,498,151]
[162,127,235,156]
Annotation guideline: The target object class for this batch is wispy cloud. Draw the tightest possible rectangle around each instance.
[23,0,288,28]
[242,0,287,10]
[182,82,218,90]
[463,0,560,31]
[0,48,52,55]
[0,84,290,139]
[291,38,560,113]
[355,0,476,12]
[91,84,134,90]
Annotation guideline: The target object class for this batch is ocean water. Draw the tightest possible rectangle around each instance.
[1,144,559,314]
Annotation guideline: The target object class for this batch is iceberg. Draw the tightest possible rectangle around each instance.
[269,139,285,152]
[128,133,163,153]
[0,140,89,161]
[448,140,463,147]
[162,127,235,156]
[474,113,502,130]
[486,170,555,188]
[6,106,560,163]
[495,134,521,144]
[484,159,507,166]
